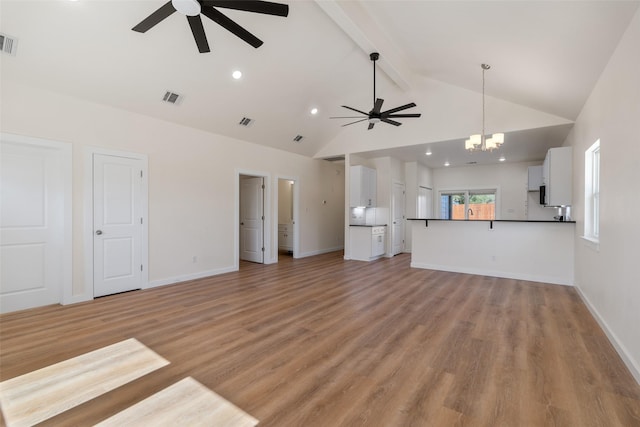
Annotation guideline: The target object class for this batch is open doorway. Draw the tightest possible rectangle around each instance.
[239,174,265,264]
[277,179,295,259]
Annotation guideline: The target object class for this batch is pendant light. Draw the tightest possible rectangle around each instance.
[465,64,504,152]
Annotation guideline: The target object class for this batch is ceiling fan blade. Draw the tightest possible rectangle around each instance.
[381,102,417,115]
[368,122,375,130]
[204,1,289,17]
[132,1,176,33]
[330,116,367,119]
[372,98,384,114]
[386,113,422,118]
[341,105,369,116]
[381,118,402,126]
[342,118,369,127]
[202,5,263,48]
[187,15,210,53]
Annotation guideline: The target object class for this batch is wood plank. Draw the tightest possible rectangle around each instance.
[0,338,169,427]
[95,377,257,427]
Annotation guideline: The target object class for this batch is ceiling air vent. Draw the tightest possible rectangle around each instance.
[293,135,304,143]
[0,33,18,56]
[162,91,182,105]
[238,117,254,127]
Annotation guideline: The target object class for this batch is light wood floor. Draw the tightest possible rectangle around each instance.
[1,252,639,426]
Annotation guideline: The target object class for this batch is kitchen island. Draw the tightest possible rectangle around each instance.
[408,219,575,285]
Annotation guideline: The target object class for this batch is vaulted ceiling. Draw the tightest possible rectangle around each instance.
[2,0,638,168]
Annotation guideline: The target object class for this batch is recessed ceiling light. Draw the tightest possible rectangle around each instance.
[499,156,506,162]
[425,150,432,156]
[310,108,318,115]
[444,161,450,167]
[232,70,242,80]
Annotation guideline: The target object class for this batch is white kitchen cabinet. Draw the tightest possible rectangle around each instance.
[527,165,543,191]
[350,165,377,207]
[350,226,386,261]
[542,147,572,206]
[278,223,293,251]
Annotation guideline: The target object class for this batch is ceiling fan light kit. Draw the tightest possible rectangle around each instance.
[132,0,289,53]
[172,0,201,16]
[465,63,504,152]
[330,52,421,130]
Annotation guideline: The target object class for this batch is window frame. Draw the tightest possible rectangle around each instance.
[438,188,499,220]
[583,139,600,245]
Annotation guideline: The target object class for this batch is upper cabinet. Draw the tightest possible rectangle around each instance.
[350,165,377,207]
[542,147,573,206]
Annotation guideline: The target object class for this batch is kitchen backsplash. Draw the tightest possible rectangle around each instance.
[350,207,389,225]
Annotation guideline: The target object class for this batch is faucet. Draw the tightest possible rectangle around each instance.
[468,208,474,217]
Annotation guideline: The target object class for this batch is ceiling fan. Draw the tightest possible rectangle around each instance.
[331,52,421,130]
[132,0,289,53]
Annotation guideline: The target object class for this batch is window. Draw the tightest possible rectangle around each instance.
[440,189,497,220]
[584,140,600,242]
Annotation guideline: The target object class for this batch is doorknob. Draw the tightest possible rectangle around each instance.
[95,230,103,235]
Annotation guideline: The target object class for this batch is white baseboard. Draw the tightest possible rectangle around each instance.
[147,266,237,289]
[297,246,343,259]
[61,293,93,305]
[575,286,640,385]
[409,262,574,286]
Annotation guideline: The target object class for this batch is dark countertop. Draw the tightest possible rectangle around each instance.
[349,224,388,227]
[407,218,576,224]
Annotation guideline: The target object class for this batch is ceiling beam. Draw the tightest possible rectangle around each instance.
[314,0,414,91]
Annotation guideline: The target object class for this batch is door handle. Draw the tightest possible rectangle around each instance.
[240,222,244,225]
[95,230,103,235]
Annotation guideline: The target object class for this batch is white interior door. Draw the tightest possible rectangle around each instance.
[418,186,433,218]
[240,177,264,263]
[1,139,69,313]
[93,154,143,297]
[392,182,406,255]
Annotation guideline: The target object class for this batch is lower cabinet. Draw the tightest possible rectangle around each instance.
[350,226,386,261]
[278,224,293,251]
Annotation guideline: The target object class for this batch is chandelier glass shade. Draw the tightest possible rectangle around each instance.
[466,64,504,152]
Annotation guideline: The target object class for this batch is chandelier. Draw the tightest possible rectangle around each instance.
[465,64,504,152]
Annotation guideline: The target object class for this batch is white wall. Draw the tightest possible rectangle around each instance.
[432,161,544,220]
[411,220,575,286]
[2,81,345,300]
[564,9,640,382]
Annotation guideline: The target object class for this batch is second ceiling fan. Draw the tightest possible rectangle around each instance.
[331,52,421,130]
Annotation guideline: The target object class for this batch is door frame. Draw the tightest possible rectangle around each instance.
[391,180,406,256]
[0,132,73,307]
[235,169,271,269]
[274,175,300,260]
[84,147,148,299]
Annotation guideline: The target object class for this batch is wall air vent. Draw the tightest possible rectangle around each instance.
[293,135,304,143]
[324,156,345,162]
[0,33,18,56]
[238,117,254,127]
[162,91,182,105]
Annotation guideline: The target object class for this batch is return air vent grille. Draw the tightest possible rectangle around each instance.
[162,91,182,104]
[324,156,345,162]
[293,135,304,143]
[0,33,18,56]
[238,117,254,127]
